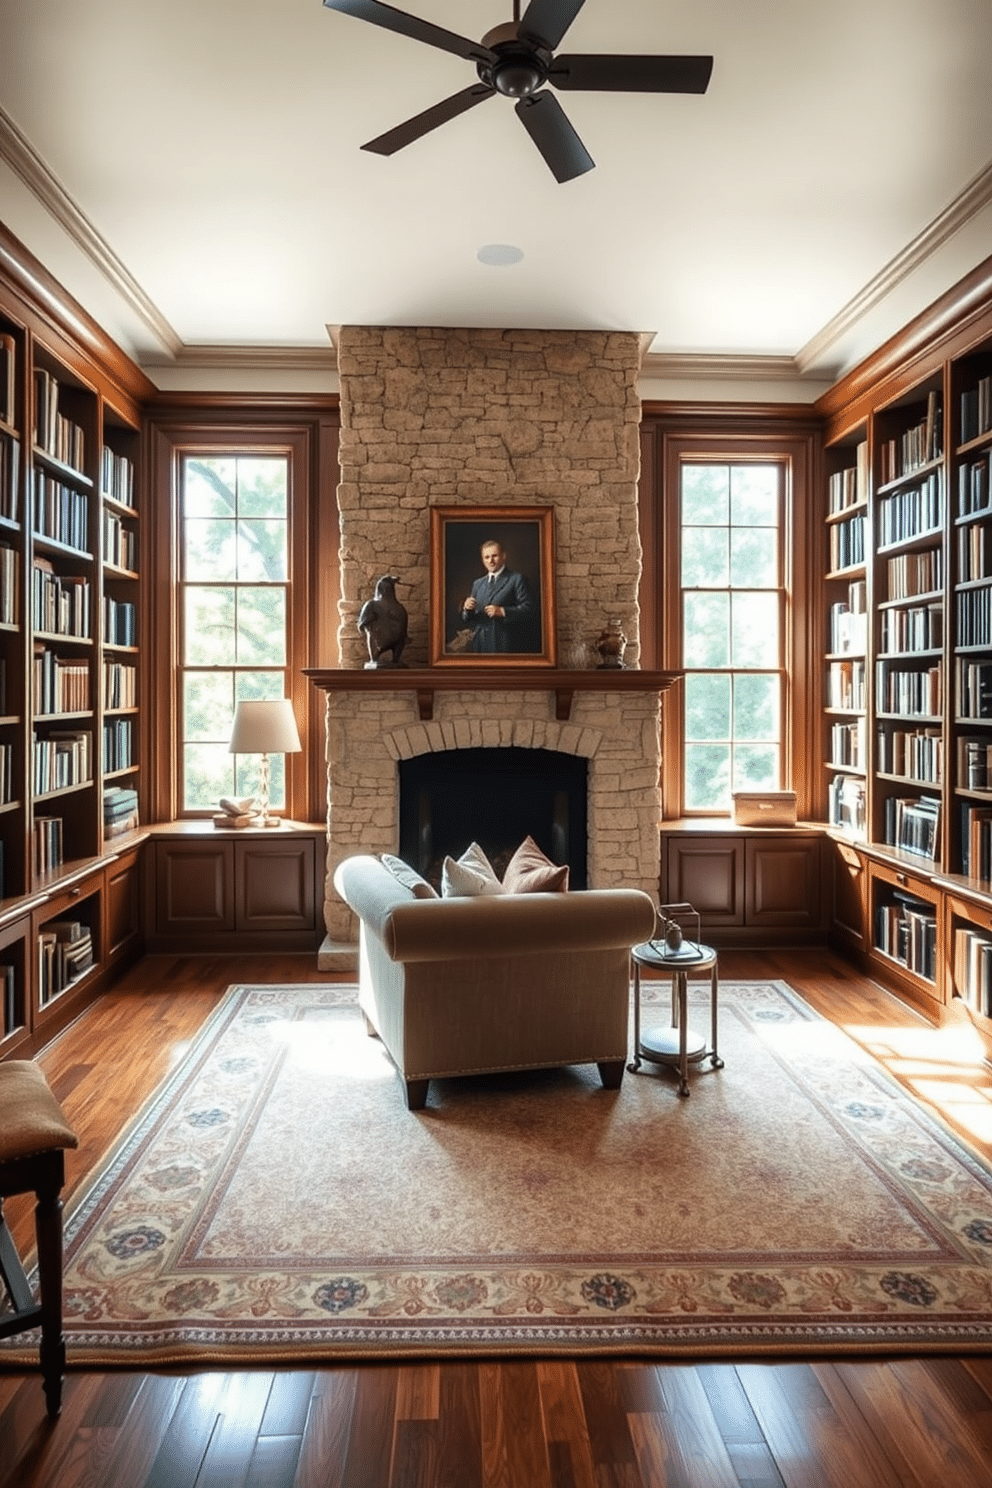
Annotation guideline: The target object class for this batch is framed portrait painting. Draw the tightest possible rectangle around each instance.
[429,505,557,667]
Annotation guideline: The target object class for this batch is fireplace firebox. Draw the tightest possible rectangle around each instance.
[398,747,587,891]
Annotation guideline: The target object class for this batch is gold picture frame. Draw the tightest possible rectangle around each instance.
[429,505,557,667]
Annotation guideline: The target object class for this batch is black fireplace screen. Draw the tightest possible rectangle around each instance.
[398,747,588,891]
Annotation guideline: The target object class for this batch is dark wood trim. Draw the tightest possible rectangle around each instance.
[303,666,681,723]
[0,222,154,414]
[144,408,340,824]
[815,250,992,429]
[642,400,823,430]
[147,391,340,418]
[638,422,821,822]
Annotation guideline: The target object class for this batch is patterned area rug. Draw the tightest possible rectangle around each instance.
[8,979,992,1364]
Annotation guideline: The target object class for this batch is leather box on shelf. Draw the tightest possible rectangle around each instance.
[732,791,797,828]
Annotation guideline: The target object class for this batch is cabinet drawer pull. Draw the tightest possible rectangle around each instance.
[896,873,908,886]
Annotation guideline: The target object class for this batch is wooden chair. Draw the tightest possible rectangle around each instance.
[0,1060,78,1417]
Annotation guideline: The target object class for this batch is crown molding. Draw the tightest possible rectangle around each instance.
[640,351,805,382]
[141,343,337,372]
[0,104,181,357]
[796,157,992,375]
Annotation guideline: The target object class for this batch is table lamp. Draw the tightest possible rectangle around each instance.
[227,698,302,828]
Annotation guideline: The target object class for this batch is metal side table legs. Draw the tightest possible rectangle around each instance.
[629,941,724,1097]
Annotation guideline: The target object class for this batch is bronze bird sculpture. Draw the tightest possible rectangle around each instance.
[358,574,408,668]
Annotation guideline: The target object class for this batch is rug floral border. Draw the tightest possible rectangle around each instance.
[4,980,992,1367]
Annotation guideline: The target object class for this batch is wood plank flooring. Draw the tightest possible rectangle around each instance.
[3,947,992,1487]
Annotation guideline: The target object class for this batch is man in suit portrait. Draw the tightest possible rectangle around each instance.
[460,539,538,653]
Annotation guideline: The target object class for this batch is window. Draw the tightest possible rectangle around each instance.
[179,453,293,812]
[680,461,786,812]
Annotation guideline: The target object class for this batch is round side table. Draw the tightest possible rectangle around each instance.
[629,940,724,1096]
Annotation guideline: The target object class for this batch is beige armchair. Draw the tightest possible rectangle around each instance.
[333,854,656,1109]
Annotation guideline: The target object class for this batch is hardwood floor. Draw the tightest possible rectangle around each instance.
[3,947,992,1487]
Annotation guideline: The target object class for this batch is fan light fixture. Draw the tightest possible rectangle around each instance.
[321,0,713,185]
[228,699,302,828]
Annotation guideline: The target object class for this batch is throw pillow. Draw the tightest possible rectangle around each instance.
[441,842,505,898]
[502,835,570,894]
[379,853,438,900]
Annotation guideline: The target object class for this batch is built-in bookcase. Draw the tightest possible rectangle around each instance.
[820,317,992,1032]
[0,242,146,1058]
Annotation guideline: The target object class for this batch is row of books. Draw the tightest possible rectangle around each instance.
[883,794,940,860]
[828,580,868,655]
[877,470,943,548]
[953,925,992,1015]
[104,596,137,647]
[958,658,992,719]
[33,815,62,875]
[827,442,869,514]
[100,446,135,506]
[957,515,992,582]
[879,392,942,484]
[103,508,138,571]
[958,449,991,516]
[879,601,941,654]
[876,726,942,784]
[38,917,93,1005]
[960,377,992,445]
[104,660,137,710]
[1,963,17,1037]
[827,659,866,711]
[0,333,15,427]
[32,729,92,795]
[32,471,89,551]
[0,742,14,806]
[0,433,18,522]
[32,559,89,638]
[875,662,941,717]
[959,736,992,790]
[960,803,992,883]
[103,784,138,838]
[875,891,937,980]
[828,773,867,836]
[33,368,86,474]
[33,647,88,715]
[886,546,942,601]
[0,544,17,626]
[828,513,865,572]
[956,583,992,648]
[102,716,133,773]
[830,718,865,770]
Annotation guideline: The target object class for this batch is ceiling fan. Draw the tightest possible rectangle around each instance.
[322,0,713,183]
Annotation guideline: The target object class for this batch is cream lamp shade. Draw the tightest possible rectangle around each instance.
[228,698,302,826]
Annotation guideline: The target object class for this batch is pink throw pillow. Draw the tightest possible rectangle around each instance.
[502,835,570,894]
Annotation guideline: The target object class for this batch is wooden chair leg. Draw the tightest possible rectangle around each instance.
[35,1179,66,1419]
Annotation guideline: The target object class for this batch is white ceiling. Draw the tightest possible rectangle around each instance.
[1,0,991,398]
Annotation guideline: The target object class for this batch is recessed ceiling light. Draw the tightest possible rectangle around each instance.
[477,243,524,267]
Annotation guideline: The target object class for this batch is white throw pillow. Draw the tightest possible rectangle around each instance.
[441,842,505,898]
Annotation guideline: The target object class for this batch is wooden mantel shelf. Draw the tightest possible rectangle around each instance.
[303,667,682,722]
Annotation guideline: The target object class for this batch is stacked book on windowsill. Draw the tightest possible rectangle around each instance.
[103,785,138,838]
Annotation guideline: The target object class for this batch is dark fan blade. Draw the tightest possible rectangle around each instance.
[322,0,495,65]
[362,84,496,155]
[550,54,714,93]
[518,0,586,51]
[515,92,593,183]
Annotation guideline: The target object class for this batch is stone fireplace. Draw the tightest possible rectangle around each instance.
[312,325,671,965]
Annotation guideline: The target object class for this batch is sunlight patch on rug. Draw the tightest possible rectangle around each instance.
[5,979,992,1364]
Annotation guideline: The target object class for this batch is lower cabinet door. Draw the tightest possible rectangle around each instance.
[745,837,823,928]
[235,839,316,931]
[155,842,235,934]
[663,837,744,927]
